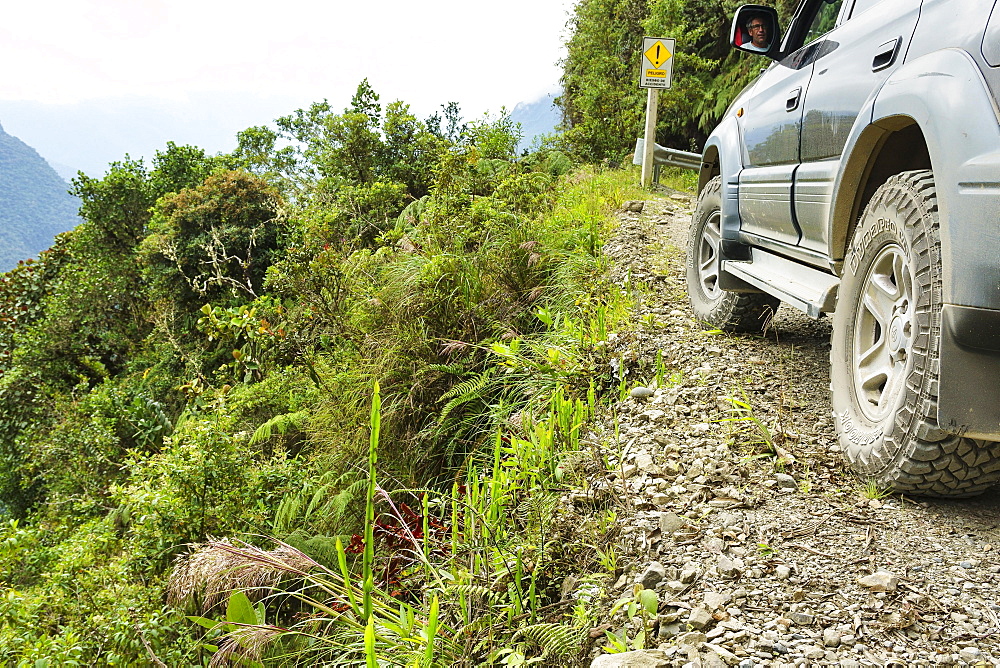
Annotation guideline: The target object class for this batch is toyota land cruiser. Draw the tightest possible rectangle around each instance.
[687,0,1000,496]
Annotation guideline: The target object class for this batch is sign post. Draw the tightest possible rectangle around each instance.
[642,89,659,188]
[639,37,675,187]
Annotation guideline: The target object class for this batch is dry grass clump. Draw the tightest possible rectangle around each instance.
[167,537,319,613]
[210,625,283,668]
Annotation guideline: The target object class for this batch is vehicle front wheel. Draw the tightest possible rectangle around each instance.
[685,177,779,333]
[831,170,1000,496]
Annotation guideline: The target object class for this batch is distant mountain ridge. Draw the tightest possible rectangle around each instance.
[510,92,561,152]
[0,122,81,272]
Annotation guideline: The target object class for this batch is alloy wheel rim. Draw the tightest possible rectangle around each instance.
[698,212,723,300]
[852,243,914,423]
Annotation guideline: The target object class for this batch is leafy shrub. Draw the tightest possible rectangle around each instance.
[141,170,285,322]
[112,407,302,570]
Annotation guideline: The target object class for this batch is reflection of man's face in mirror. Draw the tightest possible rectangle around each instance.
[747,17,769,49]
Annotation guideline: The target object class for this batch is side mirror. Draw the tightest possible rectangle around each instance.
[731,5,781,58]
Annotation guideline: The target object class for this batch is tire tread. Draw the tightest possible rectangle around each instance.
[832,170,1000,497]
[686,177,780,334]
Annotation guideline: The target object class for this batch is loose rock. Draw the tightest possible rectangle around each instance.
[591,650,669,668]
[637,562,667,590]
[774,473,798,491]
[788,611,813,625]
[687,606,715,630]
[857,571,899,592]
[717,555,742,579]
[630,386,655,400]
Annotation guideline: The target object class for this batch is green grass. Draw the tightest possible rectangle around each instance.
[860,478,892,500]
[162,165,646,665]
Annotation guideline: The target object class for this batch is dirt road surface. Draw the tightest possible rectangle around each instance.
[585,190,1000,667]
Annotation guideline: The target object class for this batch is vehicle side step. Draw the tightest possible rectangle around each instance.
[723,249,839,318]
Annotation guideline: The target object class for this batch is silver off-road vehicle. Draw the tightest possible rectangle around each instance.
[687,0,1000,496]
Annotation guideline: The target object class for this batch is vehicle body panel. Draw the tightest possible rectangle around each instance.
[700,0,1000,438]
[794,0,921,252]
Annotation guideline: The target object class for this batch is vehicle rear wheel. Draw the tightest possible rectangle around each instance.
[831,170,1000,497]
[686,177,779,333]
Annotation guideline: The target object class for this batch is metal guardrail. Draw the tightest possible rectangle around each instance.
[632,139,702,174]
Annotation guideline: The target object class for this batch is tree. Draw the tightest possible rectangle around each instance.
[383,100,442,199]
[425,102,467,143]
[558,0,650,162]
[466,110,522,161]
[141,170,285,327]
[558,0,800,161]
[229,125,300,195]
[0,144,221,514]
[266,81,448,248]
[275,83,385,188]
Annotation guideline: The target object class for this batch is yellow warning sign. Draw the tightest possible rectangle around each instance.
[640,36,675,89]
[644,41,672,69]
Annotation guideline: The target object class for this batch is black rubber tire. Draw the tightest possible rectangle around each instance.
[686,177,780,333]
[831,170,1000,497]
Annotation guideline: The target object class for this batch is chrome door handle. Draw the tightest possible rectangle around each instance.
[872,37,900,71]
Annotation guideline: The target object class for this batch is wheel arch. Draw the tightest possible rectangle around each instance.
[830,118,931,267]
[700,115,746,246]
[698,144,721,194]
[831,48,1000,311]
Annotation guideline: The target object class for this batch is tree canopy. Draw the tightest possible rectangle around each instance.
[557,0,798,161]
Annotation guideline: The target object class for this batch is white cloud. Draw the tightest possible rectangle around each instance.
[1,0,574,116]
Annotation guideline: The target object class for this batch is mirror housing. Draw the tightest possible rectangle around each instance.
[731,5,781,58]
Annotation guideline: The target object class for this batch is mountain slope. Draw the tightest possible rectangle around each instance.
[511,92,560,152]
[0,123,81,271]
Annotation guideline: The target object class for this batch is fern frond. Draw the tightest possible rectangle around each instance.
[249,409,310,446]
[438,367,499,424]
[426,362,467,374]
[515,495,558,526]
[512,622,585,658]
[285,532,351,569]
[272,470,364,536]
[447,584,506,607]
[439,366,498,404]
[273,493,305,535]
[311,479,366,528]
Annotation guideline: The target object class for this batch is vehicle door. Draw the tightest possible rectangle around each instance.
[794,0,922,254]
[737,0,849,247]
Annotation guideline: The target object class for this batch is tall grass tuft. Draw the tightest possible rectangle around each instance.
[176,372,608,664]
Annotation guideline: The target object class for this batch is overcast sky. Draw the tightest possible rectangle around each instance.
[0,0,575,176]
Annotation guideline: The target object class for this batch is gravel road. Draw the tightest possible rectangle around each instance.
[584,189,1000,667]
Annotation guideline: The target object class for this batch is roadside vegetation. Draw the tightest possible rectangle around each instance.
[0,74,689,662]
[0,0,778,662]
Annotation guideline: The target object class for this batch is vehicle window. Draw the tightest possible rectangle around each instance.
[803,0,844,46]
[848,0,883,18]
